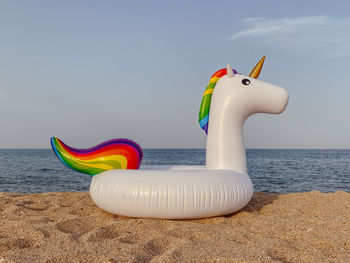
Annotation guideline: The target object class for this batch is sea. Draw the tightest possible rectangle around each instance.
[0,149,349,194]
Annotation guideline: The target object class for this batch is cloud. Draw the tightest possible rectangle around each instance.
[0,49,5,53]
[227,16,350,58]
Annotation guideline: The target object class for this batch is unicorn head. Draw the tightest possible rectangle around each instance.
[200,56,289,172]
[199,56,288,134]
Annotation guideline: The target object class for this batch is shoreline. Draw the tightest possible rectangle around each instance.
[1,191,349,262]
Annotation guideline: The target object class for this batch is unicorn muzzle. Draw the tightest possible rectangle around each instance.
[271,87,289,114]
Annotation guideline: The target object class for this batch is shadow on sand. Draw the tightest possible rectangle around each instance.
[224,192,280,217]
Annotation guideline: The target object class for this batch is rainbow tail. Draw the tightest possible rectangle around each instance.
[51,137,143,176]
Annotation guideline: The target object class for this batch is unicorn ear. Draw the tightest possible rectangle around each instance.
[227,63,234,78]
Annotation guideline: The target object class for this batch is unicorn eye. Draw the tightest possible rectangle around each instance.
[242,79,250,86]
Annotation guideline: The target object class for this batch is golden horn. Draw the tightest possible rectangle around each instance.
[249,55,266,79]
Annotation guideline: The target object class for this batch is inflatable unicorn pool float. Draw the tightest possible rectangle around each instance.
[51,56,288,219]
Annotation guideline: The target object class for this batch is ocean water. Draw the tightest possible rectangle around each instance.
[0,149,349,194]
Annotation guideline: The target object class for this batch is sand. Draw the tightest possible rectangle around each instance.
[0,191,349,263]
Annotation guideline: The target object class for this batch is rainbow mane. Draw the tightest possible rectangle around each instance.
[51,137,143,175]
[199,67,237,134]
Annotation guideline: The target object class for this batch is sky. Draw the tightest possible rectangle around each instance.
[0,0,350,149]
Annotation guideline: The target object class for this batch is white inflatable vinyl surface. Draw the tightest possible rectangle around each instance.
[90,165,254,219]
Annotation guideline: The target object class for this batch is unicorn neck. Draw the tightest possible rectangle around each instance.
[205,104,247,174]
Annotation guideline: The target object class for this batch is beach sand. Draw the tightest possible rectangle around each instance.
[0,191,349,263]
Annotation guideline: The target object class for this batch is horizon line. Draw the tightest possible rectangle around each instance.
[1,148,349,150]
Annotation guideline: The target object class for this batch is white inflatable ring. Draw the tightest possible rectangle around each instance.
[90,165,254,219]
